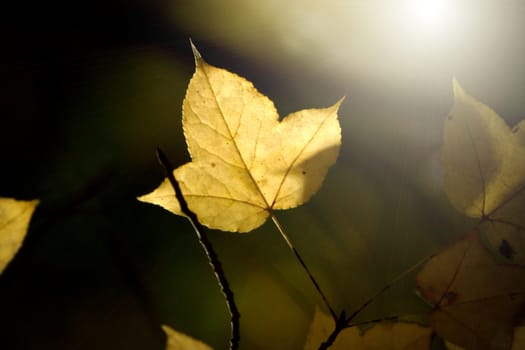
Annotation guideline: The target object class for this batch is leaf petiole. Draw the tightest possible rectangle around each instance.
[270,213,337,320]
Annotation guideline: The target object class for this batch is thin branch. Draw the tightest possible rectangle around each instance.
[316,254,435,349]
[318,314,401,350]
[157,148,240,350]
[346,315,399,328]
[270,213,337,320]
[344,254,434,326]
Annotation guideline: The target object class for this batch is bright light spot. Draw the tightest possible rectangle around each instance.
[415,0,446,23]
[405,0,452,34]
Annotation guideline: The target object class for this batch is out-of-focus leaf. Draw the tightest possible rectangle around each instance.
[443,78,525,219]
[445,341,465,350]
[303,307,432,350]
[417,231,525,350]
[303,307,334,350]
[0,197,38,275]
[511,326,525,350]
[163,325,214,350]
[443,80,525,264]
[138,44,342,232]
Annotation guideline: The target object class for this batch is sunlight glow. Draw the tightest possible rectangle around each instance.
[406,0,452,33]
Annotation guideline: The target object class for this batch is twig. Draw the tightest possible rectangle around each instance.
[270,213,337,320]
[317,253,435,350]
[318,311,346,350]
[344,254,433,325]
[157,148,240,350]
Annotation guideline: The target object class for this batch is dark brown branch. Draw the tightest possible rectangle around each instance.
[317,254,434,349]
[318,311,346,350]
[156,148,240,350]
[318,315,407,350]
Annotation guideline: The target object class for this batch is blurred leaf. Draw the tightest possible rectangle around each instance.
[417,80,525,350]
[0,197,38,275]
[139,44,343,232]
[444,79,525,220]
[163,325,214,350]
[443,80,525,263]
[303,307,432,350]
[417,231,525,350]
[445,341,465,350]
[511,326,525,350]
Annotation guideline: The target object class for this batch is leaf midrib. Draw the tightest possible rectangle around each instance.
[198,61,332,212]
[198,61,271,211]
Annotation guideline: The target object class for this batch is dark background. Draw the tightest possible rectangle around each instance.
[1,1,524,349]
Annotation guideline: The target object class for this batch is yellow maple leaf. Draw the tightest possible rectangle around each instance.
[303,307,432,350]
[162,325,214,350]
[139,44,343,232]
[0,197,39,275]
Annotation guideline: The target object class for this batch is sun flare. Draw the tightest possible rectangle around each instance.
[406,0,452,32]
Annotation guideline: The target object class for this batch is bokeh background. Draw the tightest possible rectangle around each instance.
[1,0,525,349]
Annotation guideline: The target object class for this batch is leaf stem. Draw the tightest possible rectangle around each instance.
[270,213,337,320]
[157,148,240,350]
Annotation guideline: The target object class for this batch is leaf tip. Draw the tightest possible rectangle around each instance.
[136,192,155,206]
[327,96,345,114]
[189,38,203,65]
[452,77,466,99]
[335,96,345,108]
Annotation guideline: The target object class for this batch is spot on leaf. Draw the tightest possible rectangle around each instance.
[499,239,516,261]
[442,291,458,306]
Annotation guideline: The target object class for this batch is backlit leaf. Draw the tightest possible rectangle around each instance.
[418,81,525,349]
[417,231,525,350]
[304,307,432,350]
[139,45,342,232]
[443,80,525,264]
[443,79,525,221]
[0,197,39,275]
[162,325,214,350]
